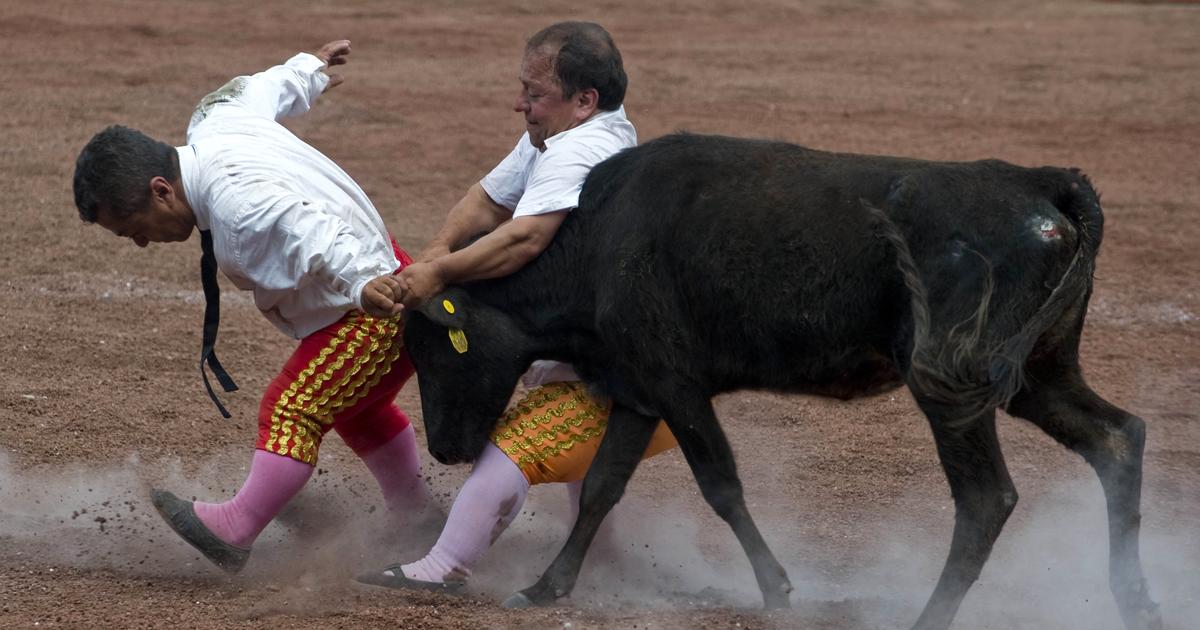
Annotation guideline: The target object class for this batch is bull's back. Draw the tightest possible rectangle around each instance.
[580,134,1088,395]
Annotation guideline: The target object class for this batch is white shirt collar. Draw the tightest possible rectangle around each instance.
[542,105,629,150]
[176,145,208,231]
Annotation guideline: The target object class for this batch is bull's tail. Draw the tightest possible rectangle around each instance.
[864,170,1103,425]
[983,172,1103,409]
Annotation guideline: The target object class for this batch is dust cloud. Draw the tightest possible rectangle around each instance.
[2,452,1195,628]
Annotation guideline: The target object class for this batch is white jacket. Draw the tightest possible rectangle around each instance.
[178,52,398,339]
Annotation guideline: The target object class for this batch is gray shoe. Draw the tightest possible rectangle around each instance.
[150,488,250,574]
[355,565,465,594]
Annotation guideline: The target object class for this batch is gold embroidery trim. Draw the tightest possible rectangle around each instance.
[491,383,611,468]
[513,422,608,468]
[265,314,360,459]
[265,314,400,465]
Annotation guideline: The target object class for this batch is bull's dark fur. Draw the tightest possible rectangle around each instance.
[405,134,1159,630]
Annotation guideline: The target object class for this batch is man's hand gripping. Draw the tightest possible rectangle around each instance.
[360,274,406,319]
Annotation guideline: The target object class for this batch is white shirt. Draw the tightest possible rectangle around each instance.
[177,53,399,339]
[481,106,637,218]
[480,106,637,386]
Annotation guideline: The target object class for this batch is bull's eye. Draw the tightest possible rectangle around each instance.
[448,328,469,353]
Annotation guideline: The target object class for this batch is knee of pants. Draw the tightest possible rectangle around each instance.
[256,312,412,465]
[335,400,412,455]
[256,378,331,465]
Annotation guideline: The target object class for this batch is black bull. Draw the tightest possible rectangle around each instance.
[403,133,1160,630]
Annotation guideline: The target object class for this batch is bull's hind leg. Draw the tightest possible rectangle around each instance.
[1006,367,1161,630]
[503,405,659,608]
[664,391,793,609]
[913,405,1017,630]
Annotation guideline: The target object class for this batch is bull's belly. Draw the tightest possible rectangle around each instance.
[799,369,905,400]
[714,350,905,401]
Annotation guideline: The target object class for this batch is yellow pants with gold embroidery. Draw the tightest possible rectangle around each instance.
[490,381,677,485]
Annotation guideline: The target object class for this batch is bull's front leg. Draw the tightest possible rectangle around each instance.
[664,393,793,609]
[503,406,658,608]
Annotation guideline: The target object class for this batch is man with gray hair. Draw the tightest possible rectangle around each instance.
[357,21,676,593]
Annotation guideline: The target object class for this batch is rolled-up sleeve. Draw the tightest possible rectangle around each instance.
[508,119,636,218]
[513,138,618,218]
[480,134,534,211]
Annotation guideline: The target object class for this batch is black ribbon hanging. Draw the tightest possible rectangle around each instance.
[199,229,238,418]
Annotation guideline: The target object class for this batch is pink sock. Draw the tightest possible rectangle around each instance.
[193,449,313,549]
[354,425,431,513]
[397,443,529,583]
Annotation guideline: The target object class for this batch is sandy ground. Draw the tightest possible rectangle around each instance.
[1,0,1198,628]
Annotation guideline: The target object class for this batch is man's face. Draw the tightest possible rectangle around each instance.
[95,178,195,247]
[514,49,594,150]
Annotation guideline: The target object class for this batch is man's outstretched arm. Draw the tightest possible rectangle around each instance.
[194,39,353,125]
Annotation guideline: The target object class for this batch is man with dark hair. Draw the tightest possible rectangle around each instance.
[74,40,435,574]
[525,21,627,112]
[357,21,675,593]
[393,21,630,299]
[74,127,178,226]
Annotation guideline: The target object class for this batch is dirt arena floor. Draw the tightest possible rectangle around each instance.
[2,0,1197,628]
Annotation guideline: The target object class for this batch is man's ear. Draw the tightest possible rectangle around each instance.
[149,176,174,205]
[575,88,599,120]
[417,287,470,329]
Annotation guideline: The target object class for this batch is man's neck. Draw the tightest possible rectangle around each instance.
[172,147,201,229]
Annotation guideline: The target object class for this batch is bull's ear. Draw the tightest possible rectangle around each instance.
[416,288,472,354]
[416,287,469,329]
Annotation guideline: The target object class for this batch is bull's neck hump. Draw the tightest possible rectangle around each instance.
[468,211,600,339]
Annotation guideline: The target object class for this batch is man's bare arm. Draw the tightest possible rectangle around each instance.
[415,183,513,262]
[397,210,568,308]
[434,210,567,281]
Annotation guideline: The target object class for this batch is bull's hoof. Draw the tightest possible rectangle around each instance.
[763,583,793,610]
[502,592,535,609]
[1129,605,1163,630]
[764,597,792,610]
[763,590,792,609]
[1115,584,1162,630]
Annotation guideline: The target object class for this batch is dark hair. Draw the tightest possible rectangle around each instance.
[526,21,627,111]
[73,125,177,223]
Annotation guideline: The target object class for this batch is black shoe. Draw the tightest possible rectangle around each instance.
[150,488,250,574]
[355,565,465,594]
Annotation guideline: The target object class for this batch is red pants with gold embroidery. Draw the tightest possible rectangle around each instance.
[256,244,415,466]
[256,311,414,465]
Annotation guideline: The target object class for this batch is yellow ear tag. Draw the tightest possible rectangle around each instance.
[448,328,468,354]
[442,299,456,314]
